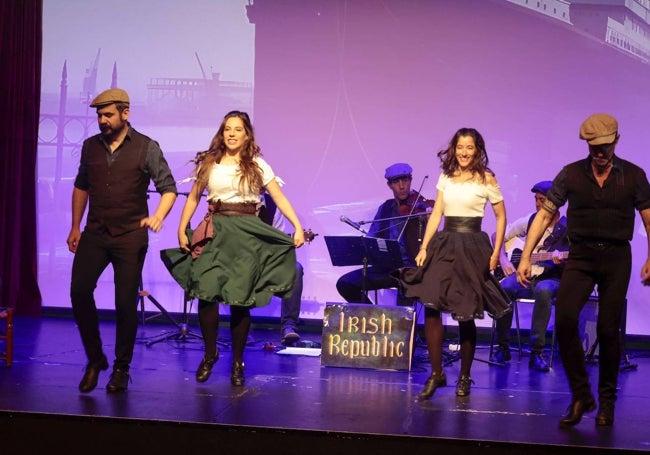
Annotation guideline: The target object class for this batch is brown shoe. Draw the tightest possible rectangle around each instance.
[230,361,245,387]
[106,368,131,393]
[559,395,596,428]
[196,351,219,383]
[455,375,474,397]
[78,357,109,393]
[595,401,615,426]
[416,371,447,401]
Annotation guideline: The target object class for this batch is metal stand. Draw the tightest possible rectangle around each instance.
[444,345,505,368]
[584,298,637,371]
[584,334,638,371]
[137,280,203,347]
[440,321,505,368]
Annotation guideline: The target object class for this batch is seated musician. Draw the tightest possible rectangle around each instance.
[336,163,433,304]
[491,180,569,371]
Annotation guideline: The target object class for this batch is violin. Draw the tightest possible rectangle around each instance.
[398,191,434,259]
[398,191,434,217]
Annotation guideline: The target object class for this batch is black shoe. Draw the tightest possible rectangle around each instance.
[416,371,447,401]
[78,356,109,393]
[490,347,511,364]
[456,375,474,397]
[559,395,596,428]
[231,361,245,387]
[281,327,300,345]
[106,368,131,393]
[196,350,219,383]
[595,401,615,426]
[529,352,550,372]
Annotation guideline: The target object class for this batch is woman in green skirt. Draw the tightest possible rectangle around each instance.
[161,111,305,386]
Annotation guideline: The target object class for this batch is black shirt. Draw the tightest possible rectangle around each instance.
[546,155,650,244]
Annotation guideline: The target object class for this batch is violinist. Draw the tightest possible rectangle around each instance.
[336,162,433,304]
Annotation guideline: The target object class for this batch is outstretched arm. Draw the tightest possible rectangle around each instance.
[265,178,305,248]
[517,201,555,287]
[414,190,443,266]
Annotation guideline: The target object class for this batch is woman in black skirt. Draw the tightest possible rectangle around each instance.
[395,128,511,399]
[162,111,304,386]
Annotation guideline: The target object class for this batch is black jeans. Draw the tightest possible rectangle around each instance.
[556,242,631,403]
[336,266,400,304]
[70,228,148,370]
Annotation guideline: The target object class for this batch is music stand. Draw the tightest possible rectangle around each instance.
[324,236,404,302]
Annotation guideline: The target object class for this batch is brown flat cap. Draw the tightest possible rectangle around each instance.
[579,113,618,145]
[90,88,130,108]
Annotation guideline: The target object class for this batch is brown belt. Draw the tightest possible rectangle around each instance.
[208,200,257,216]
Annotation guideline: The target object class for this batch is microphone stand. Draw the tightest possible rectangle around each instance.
[138,189,207,347]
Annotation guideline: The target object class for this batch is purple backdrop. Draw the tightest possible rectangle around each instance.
[38,0,650,334]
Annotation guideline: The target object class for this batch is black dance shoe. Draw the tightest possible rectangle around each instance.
[595,401,615,427]
[559,395,596,428]
[529,352,550,372]
[455,375,474,397]
[78,356,109,393]
[490,347,511,364]
[231,361,245,387]
[106,368,131,393]
[416,371,447,401]
[196,350,219,383]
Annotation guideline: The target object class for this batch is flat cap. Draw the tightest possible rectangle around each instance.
[90,88,130,108]
[385,163,413,180]
[530,180,552,195]
[579,113,618,145]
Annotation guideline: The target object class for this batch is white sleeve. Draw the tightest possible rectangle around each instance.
[256,157,276,186]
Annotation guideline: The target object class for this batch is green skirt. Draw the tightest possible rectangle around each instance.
[160,215,296,307]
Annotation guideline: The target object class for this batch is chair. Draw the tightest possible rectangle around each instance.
[550,293,600,367]
[491,289,599,368]
[489,297,526,360]
[0,307,14,366]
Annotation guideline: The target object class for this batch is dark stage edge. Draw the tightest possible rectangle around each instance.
[1,315,649,454]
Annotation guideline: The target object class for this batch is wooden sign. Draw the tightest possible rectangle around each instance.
[321,303,415,371]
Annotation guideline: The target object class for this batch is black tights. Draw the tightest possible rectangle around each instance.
[198,300,251,364]
[423,308,476,377]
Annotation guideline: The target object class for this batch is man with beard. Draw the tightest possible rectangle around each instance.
[67,88,177,393]
[517,113,650,428]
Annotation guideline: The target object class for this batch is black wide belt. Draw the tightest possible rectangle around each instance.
[443,216,482,233]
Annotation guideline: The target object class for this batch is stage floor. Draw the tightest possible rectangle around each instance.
[1,314,649,454]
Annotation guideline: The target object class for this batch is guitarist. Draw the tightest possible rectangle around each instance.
[491,181,569,371]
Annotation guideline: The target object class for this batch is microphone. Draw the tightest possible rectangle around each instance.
[176,177,195,184]
[340,215,366,233]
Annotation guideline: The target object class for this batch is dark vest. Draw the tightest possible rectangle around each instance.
[84,129,151,236]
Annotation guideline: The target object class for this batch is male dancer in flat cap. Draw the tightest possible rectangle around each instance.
[67,88,177,393]
[517,113,650,428]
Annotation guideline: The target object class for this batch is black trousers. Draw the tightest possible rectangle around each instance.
[70,228,148,369]
[335,266,414,305]
[556,242,631,403]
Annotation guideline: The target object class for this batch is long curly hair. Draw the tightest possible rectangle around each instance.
[437,127,493,183]
[191,111,264,194]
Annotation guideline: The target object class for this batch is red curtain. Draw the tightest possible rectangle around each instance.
[0,0,43,315]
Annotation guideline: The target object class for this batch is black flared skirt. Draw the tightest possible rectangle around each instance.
[393,229,511,321]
